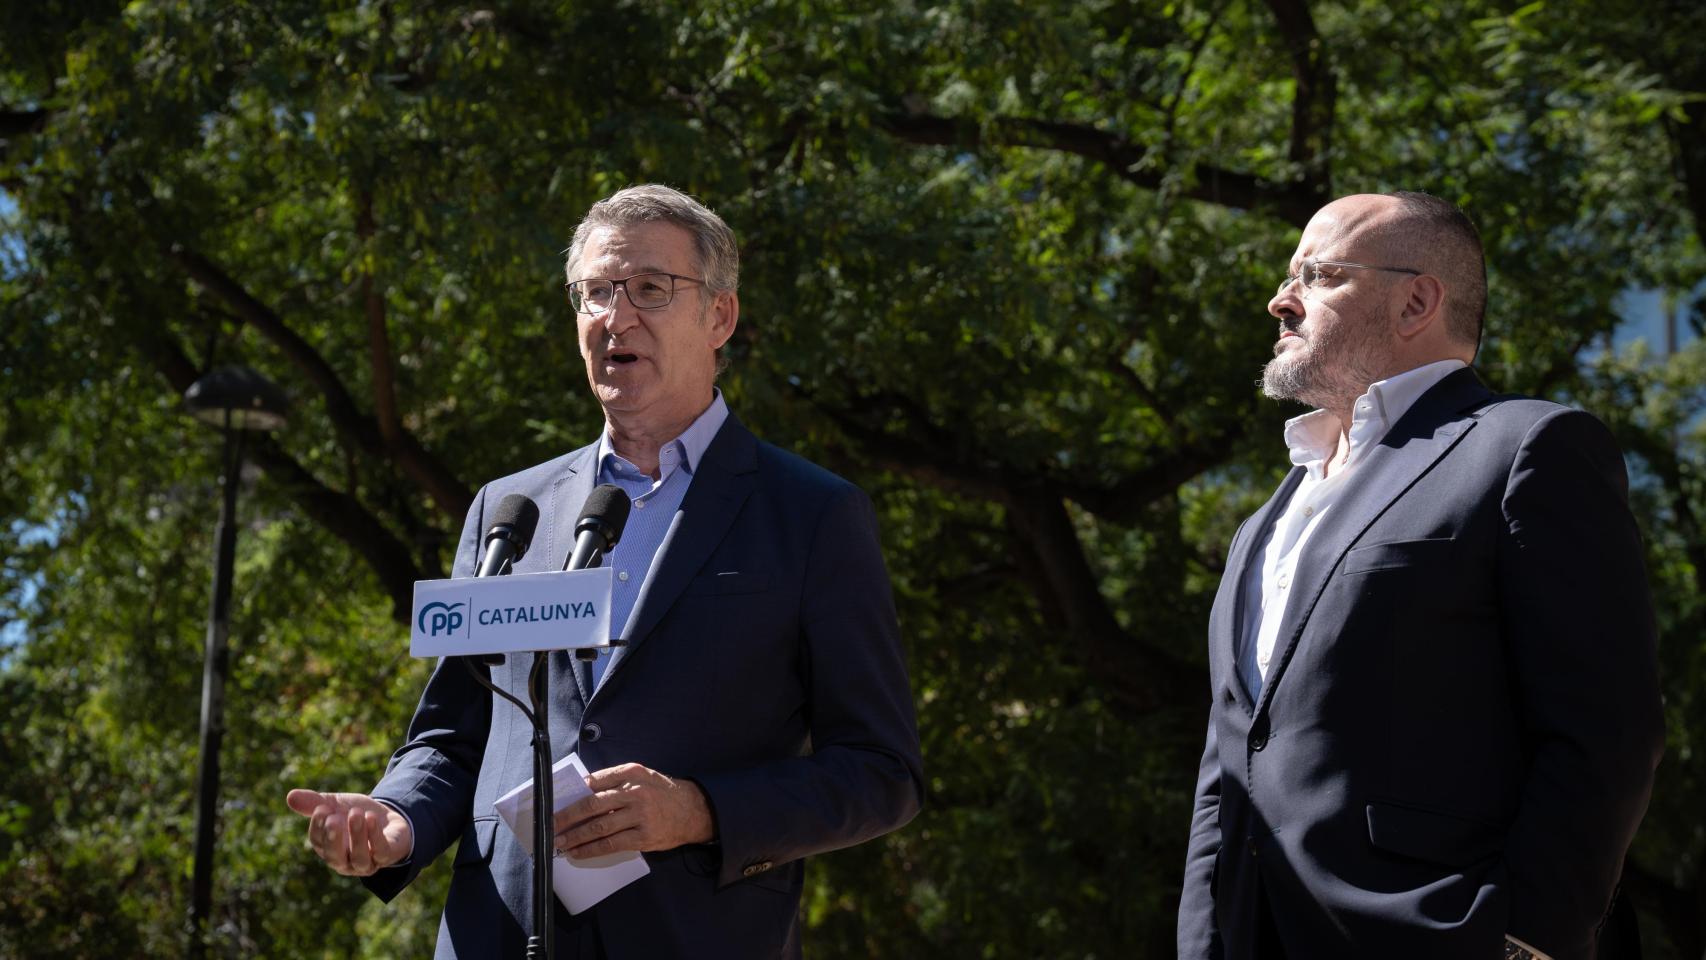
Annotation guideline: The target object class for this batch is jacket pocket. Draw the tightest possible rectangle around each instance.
[743,858,799,894]
[1366,799,1503,867]
[683,572,771,596]
[453,816,499,868]
[1341,537,1454,576]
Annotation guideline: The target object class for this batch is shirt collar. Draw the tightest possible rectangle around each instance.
[597,389,730,481]
[1281,359,1467,480]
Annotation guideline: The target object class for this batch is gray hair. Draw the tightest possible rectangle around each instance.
[564,184,740,297]
[1386,191,1487,351]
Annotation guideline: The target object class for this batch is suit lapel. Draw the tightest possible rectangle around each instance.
[1254,368,1494,715]
[1221,467,1306,716]
[548,445,600,705]
[595,416,759,694]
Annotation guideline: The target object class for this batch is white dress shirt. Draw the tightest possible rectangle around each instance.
[1235,358,1553,960]
[1235,359,1467,700]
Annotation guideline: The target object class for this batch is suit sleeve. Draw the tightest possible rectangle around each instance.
[1178,513,1246,960]
[692,485,925,888]
[1498,410,1664,959]
[361,486,493,902]
[1178,710,1225,959]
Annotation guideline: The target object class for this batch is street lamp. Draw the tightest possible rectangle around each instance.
[182,366,288,955]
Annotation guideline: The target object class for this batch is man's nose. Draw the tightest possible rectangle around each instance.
[1268,282,1302,321]
[600,285,641,332]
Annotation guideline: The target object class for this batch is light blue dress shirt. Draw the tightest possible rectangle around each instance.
[587,390,729,691]
[380,391,730,859]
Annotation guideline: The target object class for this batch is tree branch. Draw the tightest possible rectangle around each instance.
[799,386,1204,716]
[1000,482,1201,715]
[812,383,1242,528]
[1618,423,1706,599]
[1665,101,1706,253]
[1105,355,1175,426]
[358,192,400,443]
[167,242,474,522]
[129,327,427,620]
[244,435,430,620]
[1262,0,1336,187]
[878,108,1324,227]
[1110,263,1176,426]
[805,389,1012,503]
[0,108,49,143]
[169,243,383,455]
[351,191,473,526]
[1160,0,1231,151]
[1056,427,1246,525]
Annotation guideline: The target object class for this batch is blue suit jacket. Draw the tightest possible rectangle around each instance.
[1177,368,1663,960]
[365,414,924,958]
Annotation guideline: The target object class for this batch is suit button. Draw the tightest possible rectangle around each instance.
[580,722,602,743]
[1247,838,1259,857]
[742,861,772,876]
[1249,716,1270,752]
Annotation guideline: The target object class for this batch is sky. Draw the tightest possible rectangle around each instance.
[0,189,20,273]
[1613,285,1702,354]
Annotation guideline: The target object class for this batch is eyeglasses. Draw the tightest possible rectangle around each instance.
[1277,259,1421,297]
[565,272,705,314]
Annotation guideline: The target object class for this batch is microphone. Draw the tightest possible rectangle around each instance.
[565,484,631,571]
[476,494,541,578]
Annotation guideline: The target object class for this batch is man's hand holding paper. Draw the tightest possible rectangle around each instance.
[552,762,715,860]
[493,753,651,915]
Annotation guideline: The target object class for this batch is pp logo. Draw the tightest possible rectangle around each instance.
[418,601,466,637]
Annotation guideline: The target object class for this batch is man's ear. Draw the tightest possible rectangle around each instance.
[706,290,739,350]
[1396,274,1446,340]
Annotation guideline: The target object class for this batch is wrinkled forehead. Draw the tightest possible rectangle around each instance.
[571,222,697,278]
[1291,195,1402,266]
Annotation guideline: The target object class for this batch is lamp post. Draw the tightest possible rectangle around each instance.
[182,366,288,956]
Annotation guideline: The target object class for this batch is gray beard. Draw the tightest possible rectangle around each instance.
[1261,339,1385,412]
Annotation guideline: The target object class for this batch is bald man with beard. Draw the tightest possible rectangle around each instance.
[1176,192,1663,960]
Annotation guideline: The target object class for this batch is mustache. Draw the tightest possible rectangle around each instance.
[1278,316,1304,338]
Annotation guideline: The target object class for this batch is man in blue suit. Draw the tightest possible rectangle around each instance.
[287,184,924,958]
[1177,192,1663,960]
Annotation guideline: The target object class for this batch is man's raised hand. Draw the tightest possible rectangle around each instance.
[285,789,413,877]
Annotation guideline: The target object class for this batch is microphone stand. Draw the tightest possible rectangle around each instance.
[459,652,557,959]
[527,653,555,960]
[458,590,623,957]
[458,497,631,957]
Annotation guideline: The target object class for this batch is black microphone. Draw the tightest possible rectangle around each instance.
[565,484,631,571]
[476,494,541,578]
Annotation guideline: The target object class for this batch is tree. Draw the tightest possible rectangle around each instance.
[2,1,1701,956]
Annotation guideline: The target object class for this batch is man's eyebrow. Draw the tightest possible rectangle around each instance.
[579,263,672,278]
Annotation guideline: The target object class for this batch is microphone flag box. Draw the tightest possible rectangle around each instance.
[410,568,614,658]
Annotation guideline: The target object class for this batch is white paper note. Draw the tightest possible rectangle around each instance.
[492,753,649,914]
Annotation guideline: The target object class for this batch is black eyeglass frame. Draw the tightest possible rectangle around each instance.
[564,272,707,314]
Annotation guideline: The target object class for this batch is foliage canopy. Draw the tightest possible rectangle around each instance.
[2,1,1704,956]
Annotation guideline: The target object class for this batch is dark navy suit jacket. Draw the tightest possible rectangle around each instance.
[364,414,924,958]
[1177,368,1663,960]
